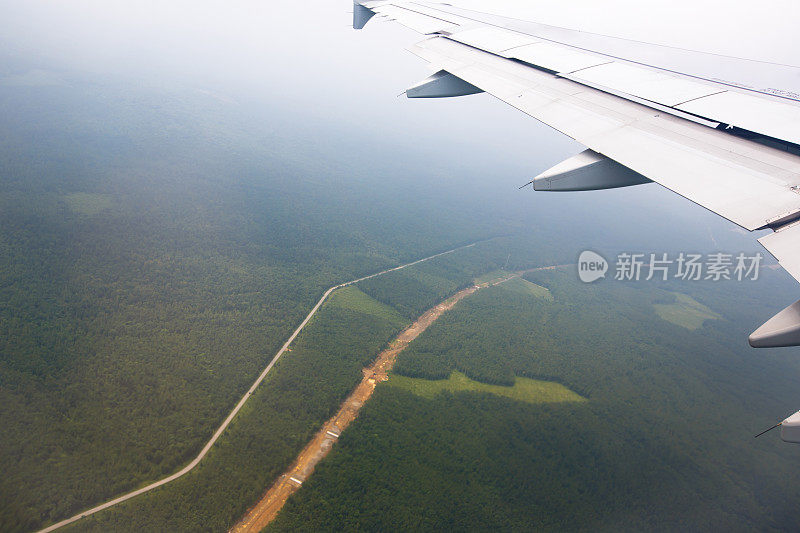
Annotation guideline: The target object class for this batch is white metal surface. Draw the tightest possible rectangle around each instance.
[394,1,475,26]
[533,149,651,191]
[372,4,456,34]
[782,411,800,443]
[365,0,800,149]
[505,42,610,74]
[448,26,537,53]
[410,36,800,231]
[417,1,800,103]
[677,91,800,146]
[355,0,800,348]
[759,222,800,282]
[567,61,725,107]
[375,0,800,148]
[749,298,800,348]
[405,70,483,98]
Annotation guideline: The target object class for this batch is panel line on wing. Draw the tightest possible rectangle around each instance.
[408,36,800,231]
[375,0,800,146]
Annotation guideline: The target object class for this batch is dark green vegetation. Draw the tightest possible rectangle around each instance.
[2,61,595,530]
[270,269,800,531]
[62,286,407,531]
[4,49,800,533]
[64,245,540,532]
[356,249,487,320]
[0,65,530,531]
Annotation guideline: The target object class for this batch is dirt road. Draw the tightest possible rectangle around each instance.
[230,264,573,532]
[229,283,486,532]
[35,243,479,533]
[227,263,572,533]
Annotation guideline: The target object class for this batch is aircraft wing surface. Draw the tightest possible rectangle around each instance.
[353,0,800,348]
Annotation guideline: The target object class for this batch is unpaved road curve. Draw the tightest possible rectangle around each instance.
[229,284,483,533]
[36,243,478,533]
[229,264,568,532]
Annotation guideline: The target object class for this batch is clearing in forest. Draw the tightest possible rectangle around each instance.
[386,370,584,404]
[653,292,719,330]
[498,276,553,301]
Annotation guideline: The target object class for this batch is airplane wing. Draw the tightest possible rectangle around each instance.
[352,0,800,348]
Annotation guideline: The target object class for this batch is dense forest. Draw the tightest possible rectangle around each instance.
[0,66,520,531]
[60,239,569,531]
[4,42,800,532]
[270,269,800,531]
[54,285,407,531]
[1,60,601,530]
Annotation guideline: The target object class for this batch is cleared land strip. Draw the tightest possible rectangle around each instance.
[229,265,566,532]
[36,243,477,533]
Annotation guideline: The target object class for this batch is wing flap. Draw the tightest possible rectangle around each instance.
[676,91,800,145]
[505,42,612,74]
[566,62,725,107]
[447,26,538,53]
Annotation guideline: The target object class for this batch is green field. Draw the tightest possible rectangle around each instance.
[270,269,800,532]
[654,291,720,330]
[57,240,573,532]
[474,269,510,284]
[386,370,585,404]
[499,276,553,301]
[326,286,407,327]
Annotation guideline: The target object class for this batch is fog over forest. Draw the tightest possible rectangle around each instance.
[2,1,800,531]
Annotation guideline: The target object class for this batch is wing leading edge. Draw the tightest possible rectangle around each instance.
[353,0,800,348]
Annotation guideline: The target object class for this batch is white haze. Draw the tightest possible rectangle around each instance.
[0,0,789,252]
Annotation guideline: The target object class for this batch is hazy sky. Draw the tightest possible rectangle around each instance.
[2,0,797,150]
[0,0,787,254]
[3,0,797,157]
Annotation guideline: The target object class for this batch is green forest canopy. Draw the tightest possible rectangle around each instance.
[3,58,800,532]
[270,270,800,531]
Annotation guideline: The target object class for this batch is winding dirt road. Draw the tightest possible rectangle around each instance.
[229,284,482,533]
[36,243,477,533]
[228,267,569,532]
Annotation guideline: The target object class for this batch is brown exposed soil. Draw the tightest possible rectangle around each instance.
[230,265,567,532]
